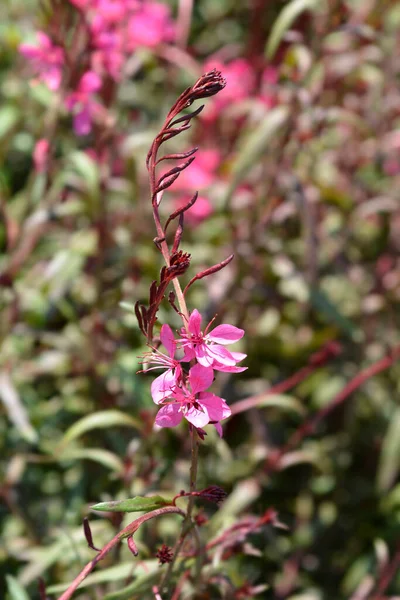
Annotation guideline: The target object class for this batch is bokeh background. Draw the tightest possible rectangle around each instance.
[1,0,400,598]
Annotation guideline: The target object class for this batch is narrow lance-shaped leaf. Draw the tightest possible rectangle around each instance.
[156,156,196,187]
[265,0,319,59]
[184,254,234,295]
[169,104,205,127]
[171,213,184,254]
[156,146,198,165]
[56,410,141,450]
[165,192,198,231]
[91,495,172,514]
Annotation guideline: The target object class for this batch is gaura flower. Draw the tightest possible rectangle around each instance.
[19,32,64,91]
[145,324,183,404]
[179,309,246,370]
[154,363,230,430]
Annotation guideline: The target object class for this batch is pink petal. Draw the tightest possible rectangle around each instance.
[198,392,231,421]
[195,344,214,367]
[33,139,49,173]
[189,363,214,394]
[188,309,202,336]
[206,344,237,366]
[79,71,102,93]
[160,324,175,358]
[73,108,91,136]
[151,370,175,404]
[230,351,247,361]
[19,44,40,59]
[155,403,183,428]
[208,324,244,344]
[214,422,223,437]
[182,345,196,362]
[212,363,247,373]
[185,405,209,428]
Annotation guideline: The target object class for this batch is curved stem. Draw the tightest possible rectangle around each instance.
[159,428,200,594]
[57,507,185,600]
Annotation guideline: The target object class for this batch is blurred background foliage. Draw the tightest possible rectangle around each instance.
[1,0,400,598]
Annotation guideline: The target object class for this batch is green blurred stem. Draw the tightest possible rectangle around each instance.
[160,427,202,594]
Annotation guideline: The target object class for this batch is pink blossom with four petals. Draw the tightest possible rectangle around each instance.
[154,363,230,431]
[179,309,246,370]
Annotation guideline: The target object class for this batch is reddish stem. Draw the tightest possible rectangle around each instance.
[268,345,400,470]
[373,541,400,599]
[57,506,185,600]
[230,364,315,416]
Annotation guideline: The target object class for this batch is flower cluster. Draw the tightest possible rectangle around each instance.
[147,310,246,435]
[19,1,175,135]
[69,0,174,81]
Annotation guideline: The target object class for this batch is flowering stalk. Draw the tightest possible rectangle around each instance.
[134,70,248,593]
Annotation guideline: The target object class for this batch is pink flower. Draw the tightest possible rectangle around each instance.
[202,58,256,120]
[155,363,231,429]
[33,139,50,173]
[179,309,246,370]
[65,71,102,135]
[19,32,64,91]
[127,2,175,50]
[146,325,183,404]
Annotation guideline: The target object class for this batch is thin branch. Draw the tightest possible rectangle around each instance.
[57,507,185,600]
[267,344,400,471]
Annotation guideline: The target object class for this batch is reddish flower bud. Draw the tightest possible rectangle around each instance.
[197,485,227,504]
[156,543,173,564]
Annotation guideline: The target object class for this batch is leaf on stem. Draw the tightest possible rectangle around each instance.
[91,495,171,514]
[183,254,234,295]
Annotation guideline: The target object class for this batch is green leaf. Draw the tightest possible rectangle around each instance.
[91,495,170,513]
[46,561,158,594]
[223,106,289,208]
[265,0,319,59]
[0,105,19,141]
[119,301,137,314]
[377,408,400,493]
[66,151,100,215]
[57,410,141,450]
[103,570,161,600]
[233,106,289,184]
[6,576,30,600]
[309,287,360,339]
[60,448,124,472]
[247,393,306,415]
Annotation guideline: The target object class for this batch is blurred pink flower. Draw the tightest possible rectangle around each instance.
[127,2,175,50]
[173,149,220,191]
[155,363,230,429]
[65,71,102,135]
[33,139,50,173]
[72,0,175,80]
[202,58,256,120]
[179,309,246,369]
[19,32,64,91]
